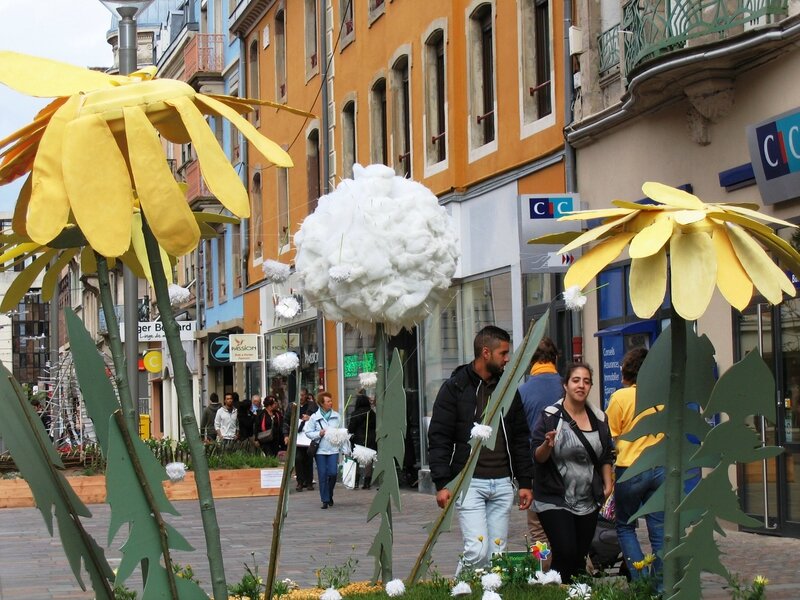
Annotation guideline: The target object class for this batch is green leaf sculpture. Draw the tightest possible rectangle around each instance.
[407,312,548,584]
[65,309,208,599]
[367,345,407,582]
[0,361,115,597]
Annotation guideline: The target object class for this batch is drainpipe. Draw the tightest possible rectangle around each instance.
[317,0,329,392]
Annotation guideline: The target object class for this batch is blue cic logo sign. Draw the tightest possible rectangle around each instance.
[748,107,800,205]
[528,196,575,219]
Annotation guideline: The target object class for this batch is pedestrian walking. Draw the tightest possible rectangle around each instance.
[305,391,342,509]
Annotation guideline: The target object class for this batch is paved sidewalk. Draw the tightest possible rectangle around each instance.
[1,484,799,598]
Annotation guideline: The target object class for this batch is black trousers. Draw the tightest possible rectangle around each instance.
[294,447,314,487]
[538,508,599,583]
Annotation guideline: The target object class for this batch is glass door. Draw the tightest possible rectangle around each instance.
[778,299,800,536]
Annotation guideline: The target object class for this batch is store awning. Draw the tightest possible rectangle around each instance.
[594,320,658,338]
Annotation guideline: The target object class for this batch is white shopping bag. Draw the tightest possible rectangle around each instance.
[341,457,357,489]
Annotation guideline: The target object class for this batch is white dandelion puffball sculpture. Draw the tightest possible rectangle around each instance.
[294,163,459,334]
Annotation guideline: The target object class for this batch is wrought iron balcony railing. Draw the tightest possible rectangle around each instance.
[598,24,621,75]
[183,33,224,83]
[622,0,788,75]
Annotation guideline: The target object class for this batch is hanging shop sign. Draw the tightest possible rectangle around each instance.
[518,194,582,274]
[120,321,196,342]
[229,334,262,362]
[208,332,231,366]
[747,107,800,205]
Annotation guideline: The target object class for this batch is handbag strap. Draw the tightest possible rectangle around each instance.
[557,405,602,471]
[364,410,370,446]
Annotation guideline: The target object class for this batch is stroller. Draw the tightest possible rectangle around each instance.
[588,515,630,579]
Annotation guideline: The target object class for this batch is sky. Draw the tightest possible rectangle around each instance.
[0,0,113,211]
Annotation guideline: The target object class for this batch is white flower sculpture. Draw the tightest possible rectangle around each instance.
[294,163,459,334]
[450,582,472,596]
[320,587,341,600]
[352,444,378,466]
[385,579,406,597]
[168,284,191,307]
[481,591,502,600]
[165,462,187,482]
[325,427,352,447]
[275,296,301,319]
[528,570,562,585]
[271,351,299,375]
[567,583,592,599]
[470,423,493,441]
[358,371,378,389]
[263,259,291,283]
[481,572,503,592]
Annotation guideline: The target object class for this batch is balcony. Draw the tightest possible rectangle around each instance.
[622,0,788,76]
[184,160,215,210]
[183,33,224,90]
[597,24,620,76]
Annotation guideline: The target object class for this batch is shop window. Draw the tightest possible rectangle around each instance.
[342,99,357,179]
[275,10,287,101]
[467,2,497,152]
[424,27,447,167]
[277,167,290,252]
[598,267,625,321]
[306,128,321,213]
[370,77,388,165]
[391,55,411,178]
[304,0,319,78]
[251,171,263,260]
[520,0,552,127]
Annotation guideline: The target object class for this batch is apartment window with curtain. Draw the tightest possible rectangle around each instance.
[277,167,290,251]
[370,77,388,165]
[230,93,241,164]
[248,39,260,125]
[232,221,242,295]
[217,228,227,303]
[391,56,411,178]
[304,0,319,77]
[424,28,447,166]
[468,3,496,149]
[251,171,263,260]
[307,129,321,214]
[368,0,386,25]
[275,10,287,100]
[340,0,355,47]
[520,0,552,122]
[204,241,214,306]
[342,100,357,179]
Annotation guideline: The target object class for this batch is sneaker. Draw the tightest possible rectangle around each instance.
[321,503,328,509]
[328,498,334,506]
[296,484,304,492]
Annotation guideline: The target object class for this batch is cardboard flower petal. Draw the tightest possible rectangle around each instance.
[294,163,459,334]
[531,182,800,320]
[0,51,306,258]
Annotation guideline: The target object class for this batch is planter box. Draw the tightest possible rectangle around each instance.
[0,468,282,508]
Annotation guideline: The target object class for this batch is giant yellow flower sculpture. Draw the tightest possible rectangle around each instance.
[531,182,800,320]
[0,52,305,258]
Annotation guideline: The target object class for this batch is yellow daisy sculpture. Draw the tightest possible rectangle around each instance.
[0,51,303,258]
[532,182,800,320]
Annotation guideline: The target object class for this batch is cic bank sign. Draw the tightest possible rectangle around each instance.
[747,107,800,205]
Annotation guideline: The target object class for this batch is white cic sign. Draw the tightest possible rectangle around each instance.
[518,193,583,274]
[120,321,197,342]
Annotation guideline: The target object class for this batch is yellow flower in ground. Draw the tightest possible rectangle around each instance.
[632,560,646,571]
[529,182,800,320]
[753,575,769,586]
[642,553,656,566]
[0,51,309,258]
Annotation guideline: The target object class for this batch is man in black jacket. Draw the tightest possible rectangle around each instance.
[428,325,533,572]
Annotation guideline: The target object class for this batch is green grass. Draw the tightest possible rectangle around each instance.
[332,583,568,600]
[206,450,280,470]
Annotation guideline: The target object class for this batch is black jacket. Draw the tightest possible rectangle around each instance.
[427,362,533,491]
[349,406,377,450]
[200,402,221,439]
[531,399,614,507]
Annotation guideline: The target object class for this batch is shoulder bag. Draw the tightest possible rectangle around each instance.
[307,414,328,458]
[256,413,274,444]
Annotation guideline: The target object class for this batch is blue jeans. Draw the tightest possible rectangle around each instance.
[455,477,514,571]
[315,453,339,504]
[615,465,664,583]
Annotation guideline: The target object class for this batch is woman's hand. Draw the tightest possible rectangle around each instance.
[543,430,556,448]
[604,482,614,499]
[320,429,326,437]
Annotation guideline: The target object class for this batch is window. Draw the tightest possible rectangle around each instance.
[217,227,227,303]
[232,221,242,295]
[277,167,290,251]
[340,0,354,46]
[368,0,385,25]
[248,39,260,124]
[307,129,321,214]
[468,3,496,149]
[424,28,447,166]
[342,100,357,179]
[370,77,388,165]
[230,96,241,165]
[305,0,319,77]
[520,0,552,124]
[275,10,287,100]
[251,171,263,260]
[391,56,411,178]
[204,241,214,306]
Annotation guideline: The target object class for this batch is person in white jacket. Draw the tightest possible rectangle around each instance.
[214,393,238,446]
[305,391,342,509]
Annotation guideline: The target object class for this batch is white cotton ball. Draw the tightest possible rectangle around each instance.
[271,351,299,375]
[168,284,191,307]
[262,259,291,283]
[295,165,459,333]
[275,296,301,319]
[385,579,405,597]
[320,587,341,600]
[165,462,187,482]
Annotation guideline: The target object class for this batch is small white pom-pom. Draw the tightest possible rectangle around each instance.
[325,427,352,447]
[262,259,291,283]
[451,582,472,596]
[271,351,299,374]
[165,462,187,482]
[275,296,301,319]
[358,371,378,388]
[563,286,588,311]
[567,583,592,599]
[352,444,377,466]
[328,265,353,283]
[481,572,502,592]
[470,423,493,441]
[320,587,341,600]
[168,284,191,307]
[482,591,502,600]
[528,570,562,585]
[386,579,405,597]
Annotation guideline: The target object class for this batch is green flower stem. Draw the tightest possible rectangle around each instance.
[663,310,687,596]
[95,255,137,435]
[111,410,180,599]
[374,324,393,582]
[265,373,300,597]
[140,219,227,600]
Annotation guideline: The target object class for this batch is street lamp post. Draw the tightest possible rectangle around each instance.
[99,0,154,434]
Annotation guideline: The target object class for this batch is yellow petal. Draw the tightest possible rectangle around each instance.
[119,247,147,279]
[721,204,797,229]
[80,246,98,274]
[129,214,174,286]
[195,93,293,167]
[707,210,774,236]
[559,212,637,254]
[27,95,79,245]
[61,114,133,257]
[42,249,78,302]
[629,214,673,258]
[528,231,583,246]
[0,241,40,265]
[670,231,717,320]
[630,248,667,318]
[642,182,705,210]
[165,96,250,217]
[558,207,633,221]
[611,199,662,211]
[0,135,38,185]
[0,249,57,312]
[151,106,192,144]
[672,210,707,225]
[0,51,122,97]
[213,94,316,118]
[748,229,800,279]
[194,212,240,225]
[727,224,787,305]
[711,225,753,311]
[564,232,636,289]
[124,106,200,256]
[12,174,32,236]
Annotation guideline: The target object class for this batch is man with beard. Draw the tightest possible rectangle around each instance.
[428,325,533,573]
